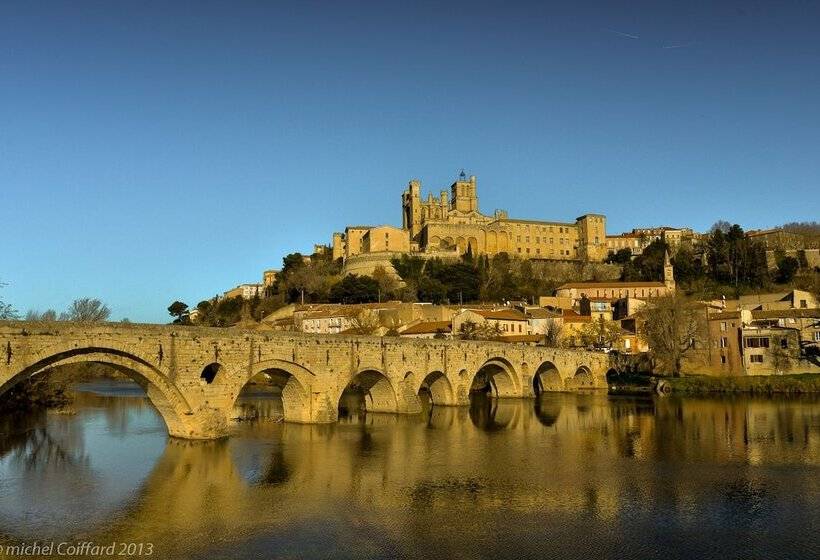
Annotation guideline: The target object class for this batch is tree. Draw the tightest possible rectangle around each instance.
[776,256,800,284]
[457,319,502,341]
[543,319,563,348]
[0,280,18,320]
[25,309,57,321]
[768,333,794,374]
[346,310,381,335]
[391,255,427,285]
[578,316,622,348]
[62,298,110,323]
[168,301,190,323]
[705,224,768,288]
[458,319,480,340]
[671,244,703,285]
[710,220,732,234]
[418,276,449,304]
[639,295,707,377]
[371,265,400,300]
[329,275,380,304]
[606,248,633,264]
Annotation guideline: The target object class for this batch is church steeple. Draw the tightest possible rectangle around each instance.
[663,250,676,291]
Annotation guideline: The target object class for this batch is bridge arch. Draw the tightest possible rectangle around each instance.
[533,361,563,394]
[417,371,455,406]
[573,365,595,388]
[0,345,198,438]
[228,359,314,423]
[470,357,519,398]
[338,368,398,416]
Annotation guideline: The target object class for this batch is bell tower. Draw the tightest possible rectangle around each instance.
[663,250,676,291]
[402,179,423,238]
[451,170,478,214]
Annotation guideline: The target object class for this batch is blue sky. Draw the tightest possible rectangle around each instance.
[2,0,818,322]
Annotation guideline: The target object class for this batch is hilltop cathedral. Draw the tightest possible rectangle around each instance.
[331,172,608,265]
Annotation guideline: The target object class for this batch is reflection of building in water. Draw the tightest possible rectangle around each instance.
[7,394,820,558]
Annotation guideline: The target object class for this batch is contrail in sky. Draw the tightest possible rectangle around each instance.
[607,29,639,39]
[663,43,693,49]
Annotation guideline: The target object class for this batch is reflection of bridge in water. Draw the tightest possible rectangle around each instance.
[1,321,613,439]
[5,393,818,560]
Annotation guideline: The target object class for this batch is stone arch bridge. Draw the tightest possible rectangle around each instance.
[0,321,612,439]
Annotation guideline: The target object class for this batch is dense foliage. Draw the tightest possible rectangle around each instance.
[617,222,818,298]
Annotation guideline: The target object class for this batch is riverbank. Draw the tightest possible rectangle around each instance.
[664,373,820,395]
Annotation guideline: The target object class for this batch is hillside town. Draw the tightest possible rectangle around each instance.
[194,174,820,378]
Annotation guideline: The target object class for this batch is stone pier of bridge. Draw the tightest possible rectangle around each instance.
[0,321,612,439]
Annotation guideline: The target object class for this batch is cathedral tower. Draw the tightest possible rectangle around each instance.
[663,250,676,291]
[450,171,478,214]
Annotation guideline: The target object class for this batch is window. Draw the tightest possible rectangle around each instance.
[744,337,770,348]
[780,338,788,349]
[720,355,727,364]
[801,300,808,308]
[720,322,727,332]
[720,337,728,348]
[814,331,820,342]
[624,339,631,349]
[750,355,764,363]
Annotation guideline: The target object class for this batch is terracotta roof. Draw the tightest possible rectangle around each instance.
[557,281,666,289]
[708,309,819,321]
[708,311,742,320]
[752,308,820,320]
[607,233,642,239]
[562,309,592,322]
[475,309,528,321]
[400,321,452,335]
[526,308,561,319]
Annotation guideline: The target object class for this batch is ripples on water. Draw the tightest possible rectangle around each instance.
[1,380,820,560]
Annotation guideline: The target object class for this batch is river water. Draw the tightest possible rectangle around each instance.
[1,379,819,560]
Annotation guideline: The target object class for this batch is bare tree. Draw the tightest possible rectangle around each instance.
[543,319,563,348]
[639,295,707,376]
[346,310,381,335]
[0,280,18,320]
[768,333,794,374]
[25,309,58,321]
[61,298,111,323]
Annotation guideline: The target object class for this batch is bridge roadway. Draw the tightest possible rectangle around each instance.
[0,321,612,439]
